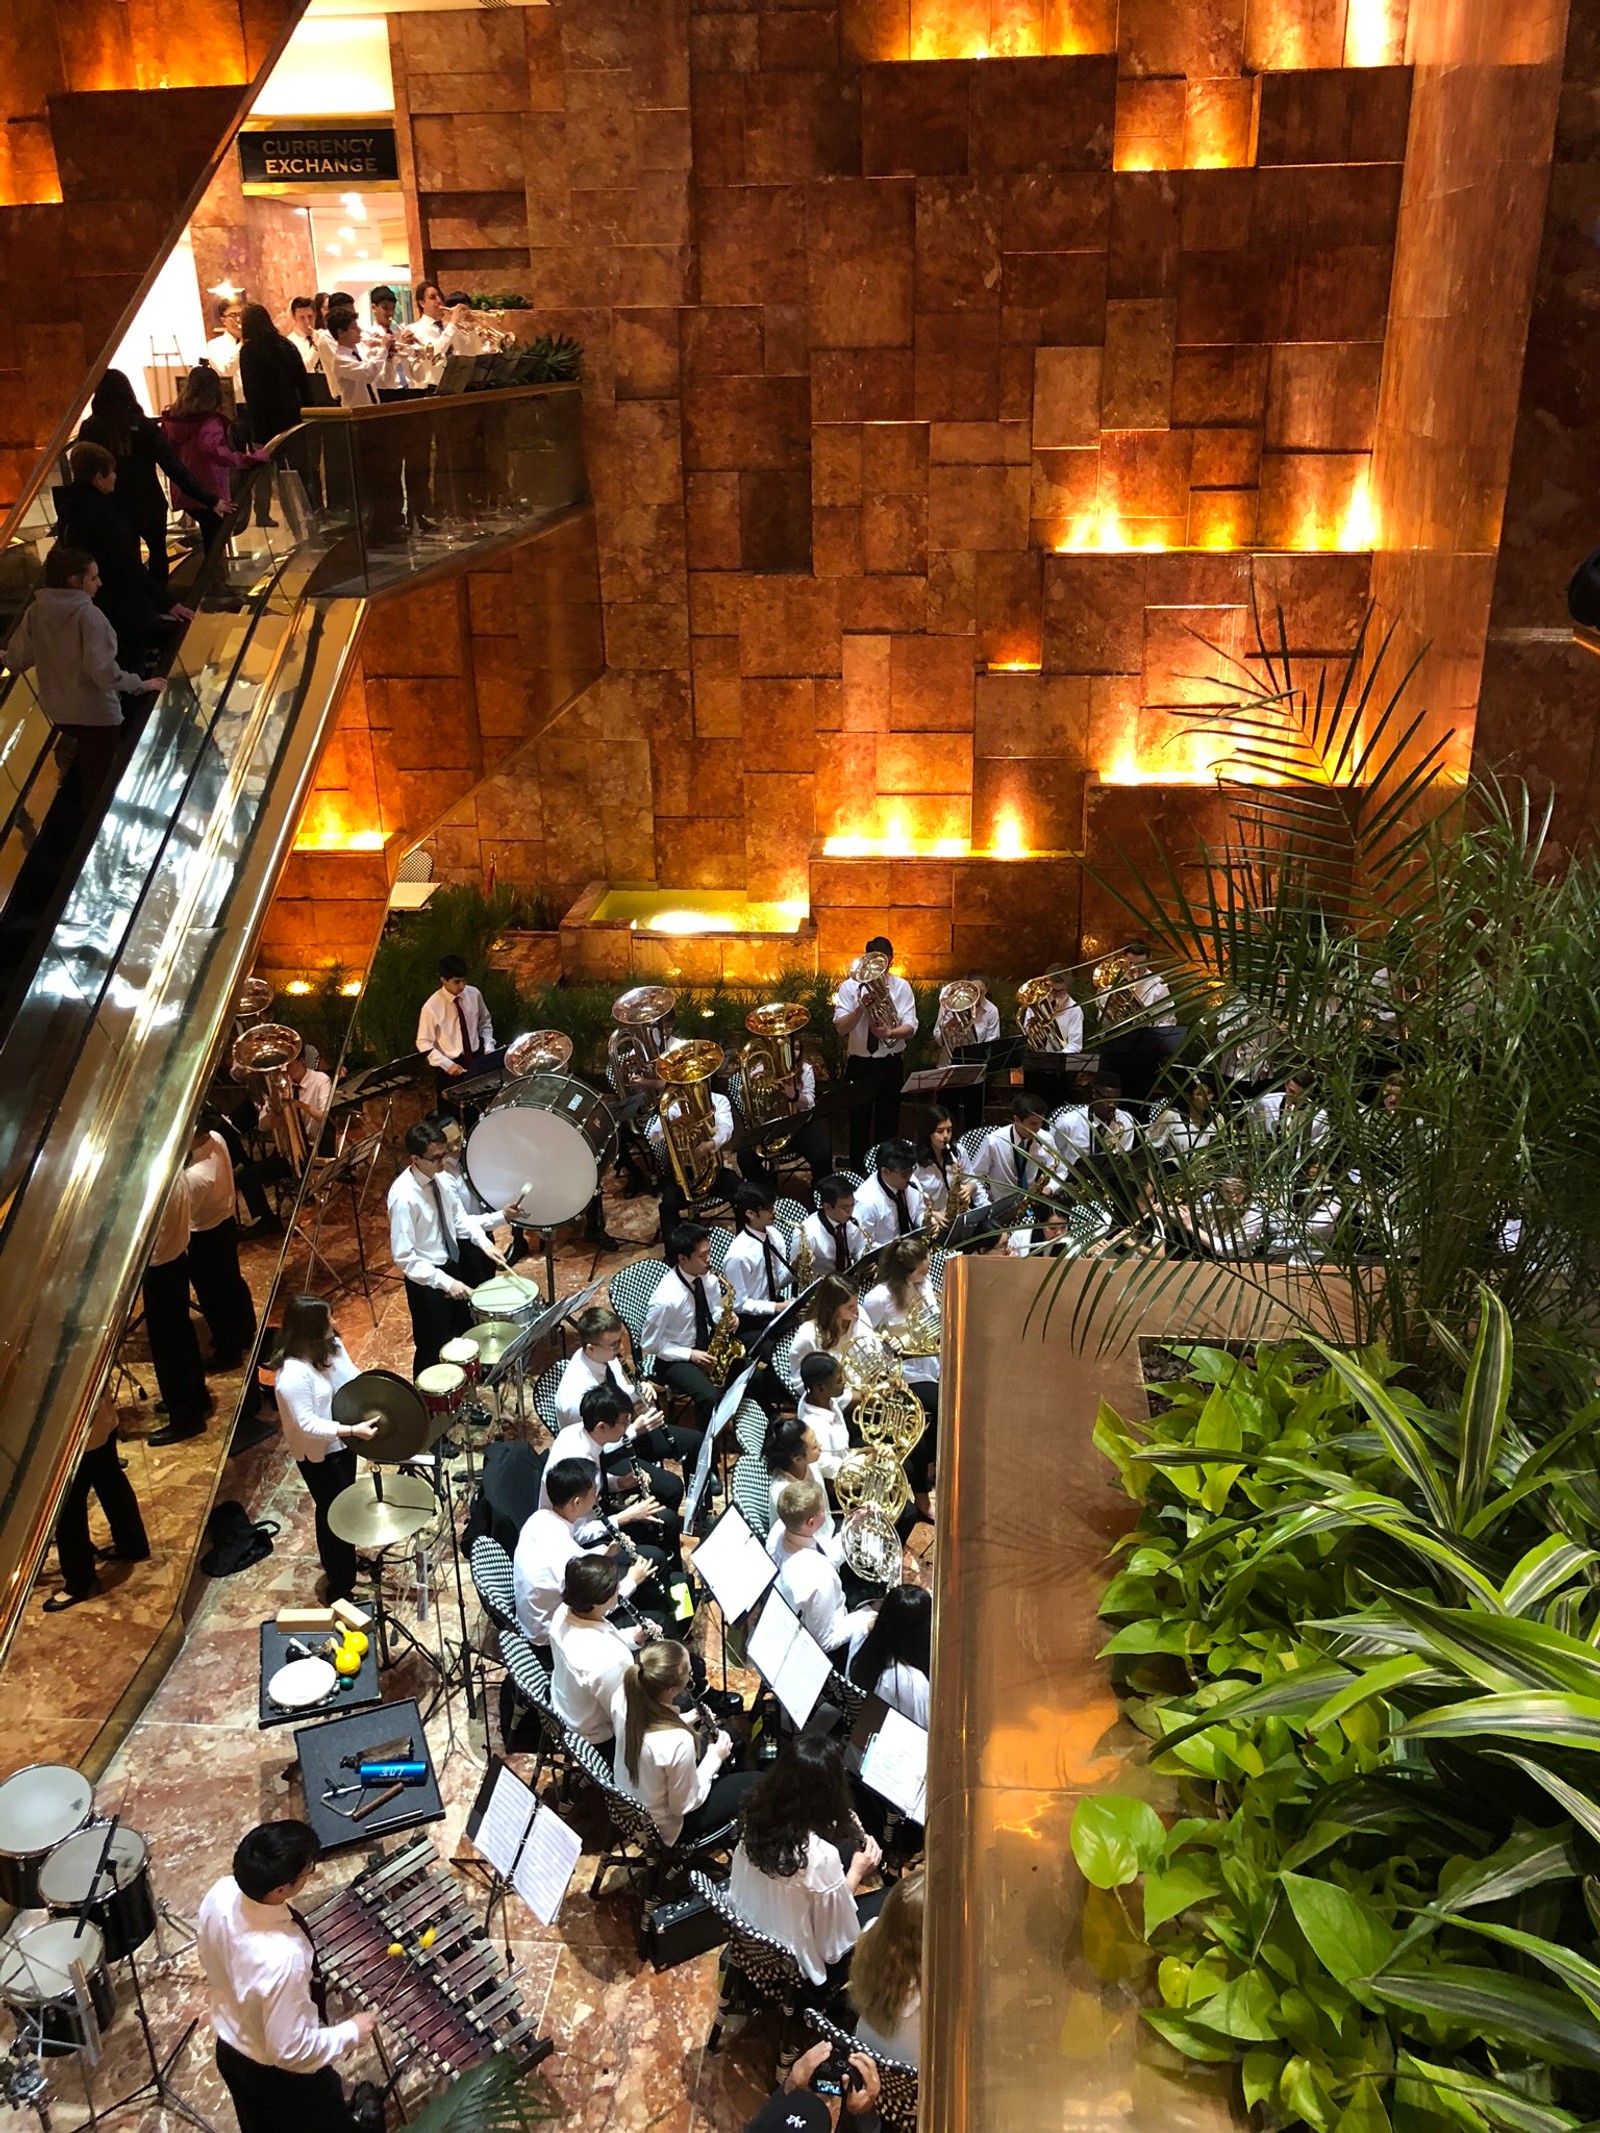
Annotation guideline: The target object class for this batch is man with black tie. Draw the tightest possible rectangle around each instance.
[416,955,498,1097]
[852,1140,926,1250]
[638,1222,724,1436]
[723,1184,793,1339]
[833,935,917,1169]
[968,1095,1058,1198]
[798,1175,867,1278]
[385,1121,504,1374]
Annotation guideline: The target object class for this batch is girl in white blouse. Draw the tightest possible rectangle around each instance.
[789,1277,880,1411]
[859,1237,940,1507]
[850,1869,924,2067]
[609,1641,756,1847]
[763,1413,840,1562]
[847,1583,932,1731]
[727,1736,883,1987]
[911,1105,989,1229]
[272,1295,378,1602]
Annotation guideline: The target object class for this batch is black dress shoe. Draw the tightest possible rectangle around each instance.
[43,1584,100,1612]
[148,1420,206,1447]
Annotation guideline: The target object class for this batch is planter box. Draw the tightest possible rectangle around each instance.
[487,929,562,991]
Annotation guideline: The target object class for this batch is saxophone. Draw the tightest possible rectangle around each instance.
[792,1224,816,1292]
[705,1273,745,1388]
[930,1158,979,1238]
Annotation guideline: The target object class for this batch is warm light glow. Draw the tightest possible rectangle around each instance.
[643,907,737,935]
[293,828,386,852]
[1346,0,1403,65]
[824,833,970,859]
[340,979,363,996]
[1339,468,1378,551]
[249,15,395,118]
[991,809,1028,859]
[207,280,243,301]
[1054,509,1169,554]
[285,979,314,996]
[987,659,1042,673]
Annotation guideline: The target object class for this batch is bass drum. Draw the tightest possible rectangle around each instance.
[465,1072,615,1229]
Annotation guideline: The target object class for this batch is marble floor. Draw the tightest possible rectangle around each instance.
[2,1175,856,2132]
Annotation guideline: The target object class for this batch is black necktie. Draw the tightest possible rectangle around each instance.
[287,1904,329,2022]
[430,1177,460,1264]
[681,1270,712,1347]
[890,1187,911,1235]
[761,1234,784,1300]
[824,1217,849,1273]
[1013,1136,1027,1187]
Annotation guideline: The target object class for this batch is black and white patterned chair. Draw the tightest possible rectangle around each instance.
[498,1627,570,1786]
[769,1329,803,1401]
[955,1127,990,1167]
[927,1246,948,1297]
[774,1196,810,1245]
[734,1396,768,1458]
[691,1869,821,2050]
[566,1732,741,1900]
[530,1361,564,1441]
[610,1258,670,1378]
[470,1534,519,1636]
[812,1171,863,1205]
[732,1451,775,1545]
[803,2005,920,2133]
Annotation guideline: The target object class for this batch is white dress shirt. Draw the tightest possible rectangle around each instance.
[150,1171,192,1268]
[853,1172,927,1250]
[274,1341,359,1464]
[513,1505,599,1643]
[833,972,917,1059]
[640,1267,722,1362]
[1183,1195,1268,1259]
[1251,1090,1330,1148]
[845,1631,932,1730]
[1050,1108,1138,1167]
[861,1276,941,1386]
[934,996,1000,1063]
[799,1207,866,1276]
[728,1833,861,1986]
[287,328,322,373]
[912,1156,989,1217]
[326,338,386,409]
[723,1226,792,1318]
[196,1876,360,2073]
[367,325,416,392]
[409,311,482,385]
[416,983,495,1070]
[645,1090,734,1155]
[968,1124,1055,1194]
[766,1467,838,1558]
[798,1393,851,1481]
[387,1164,493,1293]
[549,1604,634,1743]
[553,1348,640,1433]
[608,1690,722,1845]
[202,331,242,379]
[539,1421,631,1510]
[1054,999,1086,1051]
[775,1538,874,1654]
[1147,1107,1216,1159]
[1100,972,1176,1028]
[263,1068,331,1135]
[186,1131,236,1231]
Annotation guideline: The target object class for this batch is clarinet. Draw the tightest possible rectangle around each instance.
[573,1513,661,1639]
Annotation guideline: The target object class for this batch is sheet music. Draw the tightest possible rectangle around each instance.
[860,1706,928,1822]
[747,1590,833,1728]
[473,1761,537,1879]
[512,1804,583,1925]
[691,1505,777,1624]
[684,1364,756,1530]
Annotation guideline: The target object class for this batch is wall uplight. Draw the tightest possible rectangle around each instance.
[1054,509,1169,554]
[1339,469,1378,552]
[340,979,363,996]
[991,809,1028,859]
[823,833,970,858]
[293,827,386,852]
[207,279,244,300]
[1345,0,1406,66]
[986,658,1043,674]
[642,908,737,935]
[285,979,314,996]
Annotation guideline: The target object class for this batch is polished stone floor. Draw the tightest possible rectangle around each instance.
[3,1175,862,2132]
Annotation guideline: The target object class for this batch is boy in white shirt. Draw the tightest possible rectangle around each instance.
[796,1351,851,1482]
[773,1479,877,1661]
[541,1382,680,1555]
[852,1141,925,1251]
[513,1457,653,1644]
[548,1555,642,1750]
[799,1175,867,1280]
[723,1183,793,1333]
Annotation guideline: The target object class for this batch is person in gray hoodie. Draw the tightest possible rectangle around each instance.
[5,542,163,803]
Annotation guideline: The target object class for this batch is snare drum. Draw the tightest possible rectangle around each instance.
[0,1918,117,2053]
[469,1272,541,1329]
[0,1764,94,1910]
[416,1362,466,1420]
[465,1070,616,1229]
[38,1825,155,1962]
[439,1335,481,1388]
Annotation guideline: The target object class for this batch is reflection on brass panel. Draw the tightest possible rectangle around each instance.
[927,1257,1349,2133]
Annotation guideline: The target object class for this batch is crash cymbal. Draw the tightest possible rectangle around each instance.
[467,1322,524,1367]
[333,1369,432,1463]
[327,1472,438,1550]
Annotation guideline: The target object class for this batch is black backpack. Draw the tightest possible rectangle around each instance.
[1567,545,1600,627]
[201,1500,279,1577]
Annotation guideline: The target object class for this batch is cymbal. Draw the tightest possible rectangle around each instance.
[333,1369,433,1463]
[328,1472,438,1550]
[468,1323,524,1367]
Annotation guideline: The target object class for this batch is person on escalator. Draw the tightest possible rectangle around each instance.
[161,363,269,553]
[76,368,228,600]
[55,441,193,669]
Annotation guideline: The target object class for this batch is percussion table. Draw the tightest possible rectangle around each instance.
[258,1622,383,1730]
[295,1699,444,1851]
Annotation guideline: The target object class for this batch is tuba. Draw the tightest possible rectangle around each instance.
[1017,973,1065,1052]
[938,978,982,1049]
[847,951,900,1041]
[1091,954,1137,1026]
[504,1028,572,1077]
[740,1001,810,1158]
[656,1037,726,1201]
[231,1021,308,1169]
[607,985,677,1099]
[233,975,274,1032]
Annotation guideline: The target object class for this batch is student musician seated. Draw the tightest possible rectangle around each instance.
[850,1869,925,2068]
[763,1414,840,1560]
[799,1174,867,1281]
[728,1737,886,1988]
[912,1106,989,1233]
[553,1303,662,1435]
[723,1183,793,1335]
[548,1554,647,1753]
[772,1478,878,1661]
[639,1222,727,1440]
[541,1382,683,1556]
[797,1351,852,1483]
[609,1639,757,1847]
[968,1093,1057,1196]
[846,1582,931,1728]
[512,1456,658,1644]
[648,1070,744,1238]
[1004,1204,1074,1257]
[1147,1076,1218,1163]
[852,1140,925,1251]
[1049,1078,1139,1169]
[1172,1175,1269,1260]
[1251,1070,1329,1150]
[789,1276,871,1407]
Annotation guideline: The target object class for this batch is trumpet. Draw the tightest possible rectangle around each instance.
[1017,972,1068,1052]
[938,978,982,1049]
[847,951,901,1041]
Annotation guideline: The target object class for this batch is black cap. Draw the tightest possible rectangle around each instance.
[744,2094,833,2133]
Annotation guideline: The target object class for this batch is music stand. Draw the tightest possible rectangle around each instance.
[304,1129,397,1323]
[683,1363,756,1533]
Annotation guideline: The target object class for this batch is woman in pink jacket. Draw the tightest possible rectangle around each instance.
[160,363,266,551]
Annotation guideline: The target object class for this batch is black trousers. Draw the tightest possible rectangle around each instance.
[404,1277,473,1379]
[678,1769,760,1845]
[656,1358,720,1439]
[599,1447,684,1553]
[141,1254,209,1426]
[189,1217,257,1365]
[845,1053,906,1168]
[659,1162,747,1243]
[55,1436,149,1596]
[216,2038,358,2133]
[299,1446,359,1602]
[906,1377,939,1495]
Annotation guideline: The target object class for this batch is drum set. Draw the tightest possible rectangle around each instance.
[0,1764,207,2132]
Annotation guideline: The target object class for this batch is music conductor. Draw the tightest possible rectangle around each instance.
[833,935,917,1169]
[196,1819,380,2133]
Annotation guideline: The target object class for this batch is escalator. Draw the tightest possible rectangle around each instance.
[0,383,593,1662]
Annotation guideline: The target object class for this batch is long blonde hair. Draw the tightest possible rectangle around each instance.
[882,1237,929,1311]
[849,1868,924,2038]
[620,1639,693,1782]
[807,1275,856,1350]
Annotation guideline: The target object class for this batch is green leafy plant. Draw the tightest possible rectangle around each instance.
[520,333,582,382]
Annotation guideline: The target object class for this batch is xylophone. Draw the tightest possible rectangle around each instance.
[303,1836,547,2079]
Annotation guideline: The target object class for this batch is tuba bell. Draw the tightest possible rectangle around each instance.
[233,975,274,1032]
[504,1028,573,1077]
[1017,972,1067,1052]
[656,1037,726,1201]
[845,950,900,1042]
[231,1021,308,1168]
[938,978,982,1049]
[740,1000,810,1159]
[1091,954,1136,1027]
[607,985,677,1099]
